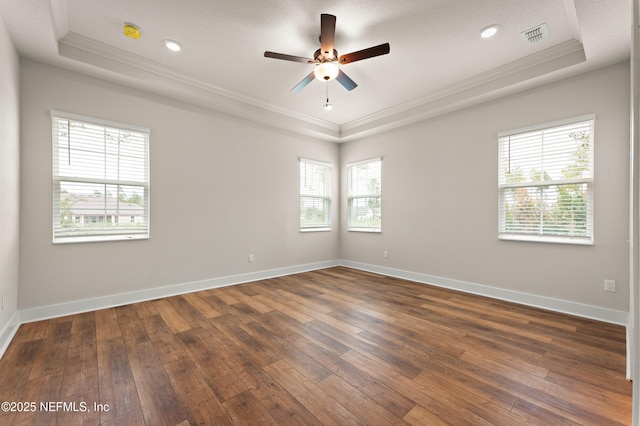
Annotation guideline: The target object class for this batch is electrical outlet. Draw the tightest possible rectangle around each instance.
[248,254,254,263]
[383,251,389,259]
[604,279,616,292]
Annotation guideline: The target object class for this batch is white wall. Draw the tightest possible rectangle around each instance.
[341,61,630,313]
[19,60,339,310]
[0,16,20,344]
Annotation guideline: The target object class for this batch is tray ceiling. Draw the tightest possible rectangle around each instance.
[0,0,630,141]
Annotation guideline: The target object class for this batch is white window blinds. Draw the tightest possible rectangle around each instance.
[52,111,150,243]
[300,158,332,231]
[347,157,382,232]
[498,115,594,244]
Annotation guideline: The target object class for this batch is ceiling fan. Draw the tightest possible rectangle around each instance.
[264,14,390,92]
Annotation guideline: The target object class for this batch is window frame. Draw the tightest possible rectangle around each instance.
[299,158,333,232]
[51,110,150,244]
[347,157,382,233]
[497,114,595,245]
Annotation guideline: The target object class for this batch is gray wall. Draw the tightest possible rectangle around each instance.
[17,58,631,316]
[19,59,340,310]
[340,61,630,312]
[0,17,19,336]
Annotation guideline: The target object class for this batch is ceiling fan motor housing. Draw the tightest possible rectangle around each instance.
[314,48,338,62]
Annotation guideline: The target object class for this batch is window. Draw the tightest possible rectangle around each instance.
[498,115,594,244]
[300,158,332,231]
[52,111,150,243]
[347,157,382,232]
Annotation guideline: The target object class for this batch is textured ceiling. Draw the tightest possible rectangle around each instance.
[0,0,631,141]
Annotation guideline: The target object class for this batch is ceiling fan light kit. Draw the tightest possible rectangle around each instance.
[264,13,390,95]
[314,62,339,81]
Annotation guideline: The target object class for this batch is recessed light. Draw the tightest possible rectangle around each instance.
[164,39,182,52]
[480,25,500,39]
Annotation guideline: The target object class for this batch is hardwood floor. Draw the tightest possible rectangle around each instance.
[0,267,631,425]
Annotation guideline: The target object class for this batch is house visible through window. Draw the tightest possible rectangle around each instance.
[347,157,382,232]
[52,111,150,243]
[299,158,332,231]
[498,115,594,244]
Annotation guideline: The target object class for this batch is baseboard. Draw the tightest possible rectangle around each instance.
[340,260,629,325]
[5,258,627,361]
[0,311,20,360]
[19,259,340,324]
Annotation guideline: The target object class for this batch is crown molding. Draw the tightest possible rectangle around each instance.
[43,0,601,142]
[339,39,586,139]
[58,32,341,140]
[56,26,585,142]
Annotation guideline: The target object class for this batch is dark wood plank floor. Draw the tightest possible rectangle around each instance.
[0,267,631,425]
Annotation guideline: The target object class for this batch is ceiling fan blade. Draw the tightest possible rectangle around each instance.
[264,51,315,64]
[338,43,390,65]
[320,14,336,59]
[336,69,357,91]
[292,71,316,92]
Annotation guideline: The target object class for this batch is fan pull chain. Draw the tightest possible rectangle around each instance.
[324,82,333,110]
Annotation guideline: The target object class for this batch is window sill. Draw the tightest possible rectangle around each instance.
[53,234,149,244]
[300,228,332,233]
[499,234,593,246]
[348,228,381,233]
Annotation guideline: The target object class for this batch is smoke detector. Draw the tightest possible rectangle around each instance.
[123,23,141,40]
[521,23,550,44]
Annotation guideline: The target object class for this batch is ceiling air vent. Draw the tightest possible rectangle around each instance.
[521,23,549,44]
